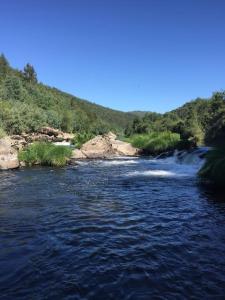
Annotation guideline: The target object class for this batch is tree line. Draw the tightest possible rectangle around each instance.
[126,92,225,147]
[0,53,224,148]
[0,54,134,137]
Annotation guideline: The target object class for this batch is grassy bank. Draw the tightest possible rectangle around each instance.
[19,142,72,167]
[126,131,181,155]
[198,147,225,188]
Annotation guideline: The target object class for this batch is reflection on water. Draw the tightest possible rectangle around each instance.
[0,156,225,299]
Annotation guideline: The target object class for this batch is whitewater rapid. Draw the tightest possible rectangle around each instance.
[76,148,206,179]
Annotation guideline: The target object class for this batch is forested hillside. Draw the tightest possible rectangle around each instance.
[0,54,135,136]
[1,54,224,148]
[125,93,225,147]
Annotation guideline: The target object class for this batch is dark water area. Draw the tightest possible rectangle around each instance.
[0,156,225,299]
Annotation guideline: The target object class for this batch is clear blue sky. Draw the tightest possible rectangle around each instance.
[0,0,225,112]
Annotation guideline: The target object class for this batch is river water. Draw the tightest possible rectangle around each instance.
[0,154,225,299]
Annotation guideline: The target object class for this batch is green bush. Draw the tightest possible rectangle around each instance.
[126,131,180,154]
[71,132,93,149]
[19,142,72,167]
[198,147,225,187]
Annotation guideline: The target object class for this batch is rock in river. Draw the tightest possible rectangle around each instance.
[72,132,139,159]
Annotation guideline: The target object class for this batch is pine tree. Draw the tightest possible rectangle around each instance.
[0,54,10,80]
[23,63,37,83]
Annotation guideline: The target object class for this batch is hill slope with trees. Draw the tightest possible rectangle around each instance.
[1,54,224,150]
[125,93,225,147]
[0,54,135,136]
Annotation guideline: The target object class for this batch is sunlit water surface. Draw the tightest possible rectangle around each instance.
[0,155,225,299]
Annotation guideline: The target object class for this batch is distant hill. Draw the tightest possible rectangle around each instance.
[129,111,150,118]
[0,54,135,135]
[125,94,225,146]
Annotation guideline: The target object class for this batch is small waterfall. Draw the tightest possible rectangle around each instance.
[153,147,210,177]
[174,147,209,164]
[157,147,209,165]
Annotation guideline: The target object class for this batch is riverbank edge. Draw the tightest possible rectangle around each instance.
[0,131,141,170]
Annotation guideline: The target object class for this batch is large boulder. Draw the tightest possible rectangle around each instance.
[80,135,113,158]
[72,132,139,159]
[0,137,19,170]
[111,139,139,156]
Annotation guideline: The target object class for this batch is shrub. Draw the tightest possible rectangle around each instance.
[71,132,93,149]
[126,131,180,154]
[198,147,225,187]
[0,101,47,134]
[19,142,72,167]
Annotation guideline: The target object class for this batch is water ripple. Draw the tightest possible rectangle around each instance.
[0,158,225,299]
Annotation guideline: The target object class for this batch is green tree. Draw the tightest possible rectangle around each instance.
[0,54,10,80]
[4,75,26,101]
[205,92,225,145]
[132,117,148,134]
[61,111,73,132]
[23,63,38,83]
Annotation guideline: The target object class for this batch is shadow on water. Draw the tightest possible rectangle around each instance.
[199,183,225,204]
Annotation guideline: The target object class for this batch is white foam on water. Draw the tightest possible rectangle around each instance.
[76,148,207,180]
[75,157,139,167]
[127,170,176,177]
[126,162,203,178]
[100,160,139,166]
[111,156,139,160]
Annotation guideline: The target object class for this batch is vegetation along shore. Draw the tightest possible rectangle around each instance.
[0,54,225,187]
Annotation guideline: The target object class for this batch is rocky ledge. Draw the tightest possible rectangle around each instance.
[72,132,140,159]
[10,127,74,151]
[0,137,20,170]
[0,130,140,170]
[0,127,74,170]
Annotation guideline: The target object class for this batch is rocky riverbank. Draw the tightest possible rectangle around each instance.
[0,130,140,170]
[9,127,74,151]
[0,127,74,170]
[0,137,20,170]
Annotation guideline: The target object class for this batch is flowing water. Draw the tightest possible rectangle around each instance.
[0,150,225,299]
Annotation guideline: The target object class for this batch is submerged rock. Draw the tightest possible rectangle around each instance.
[72,132,139,159]
[0,137,19,170]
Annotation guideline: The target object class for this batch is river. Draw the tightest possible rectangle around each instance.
[0,152,225,299]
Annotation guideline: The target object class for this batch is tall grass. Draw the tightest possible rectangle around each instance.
[126,131,180,154]
[19,142,72,167]
[198,147,225,187]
